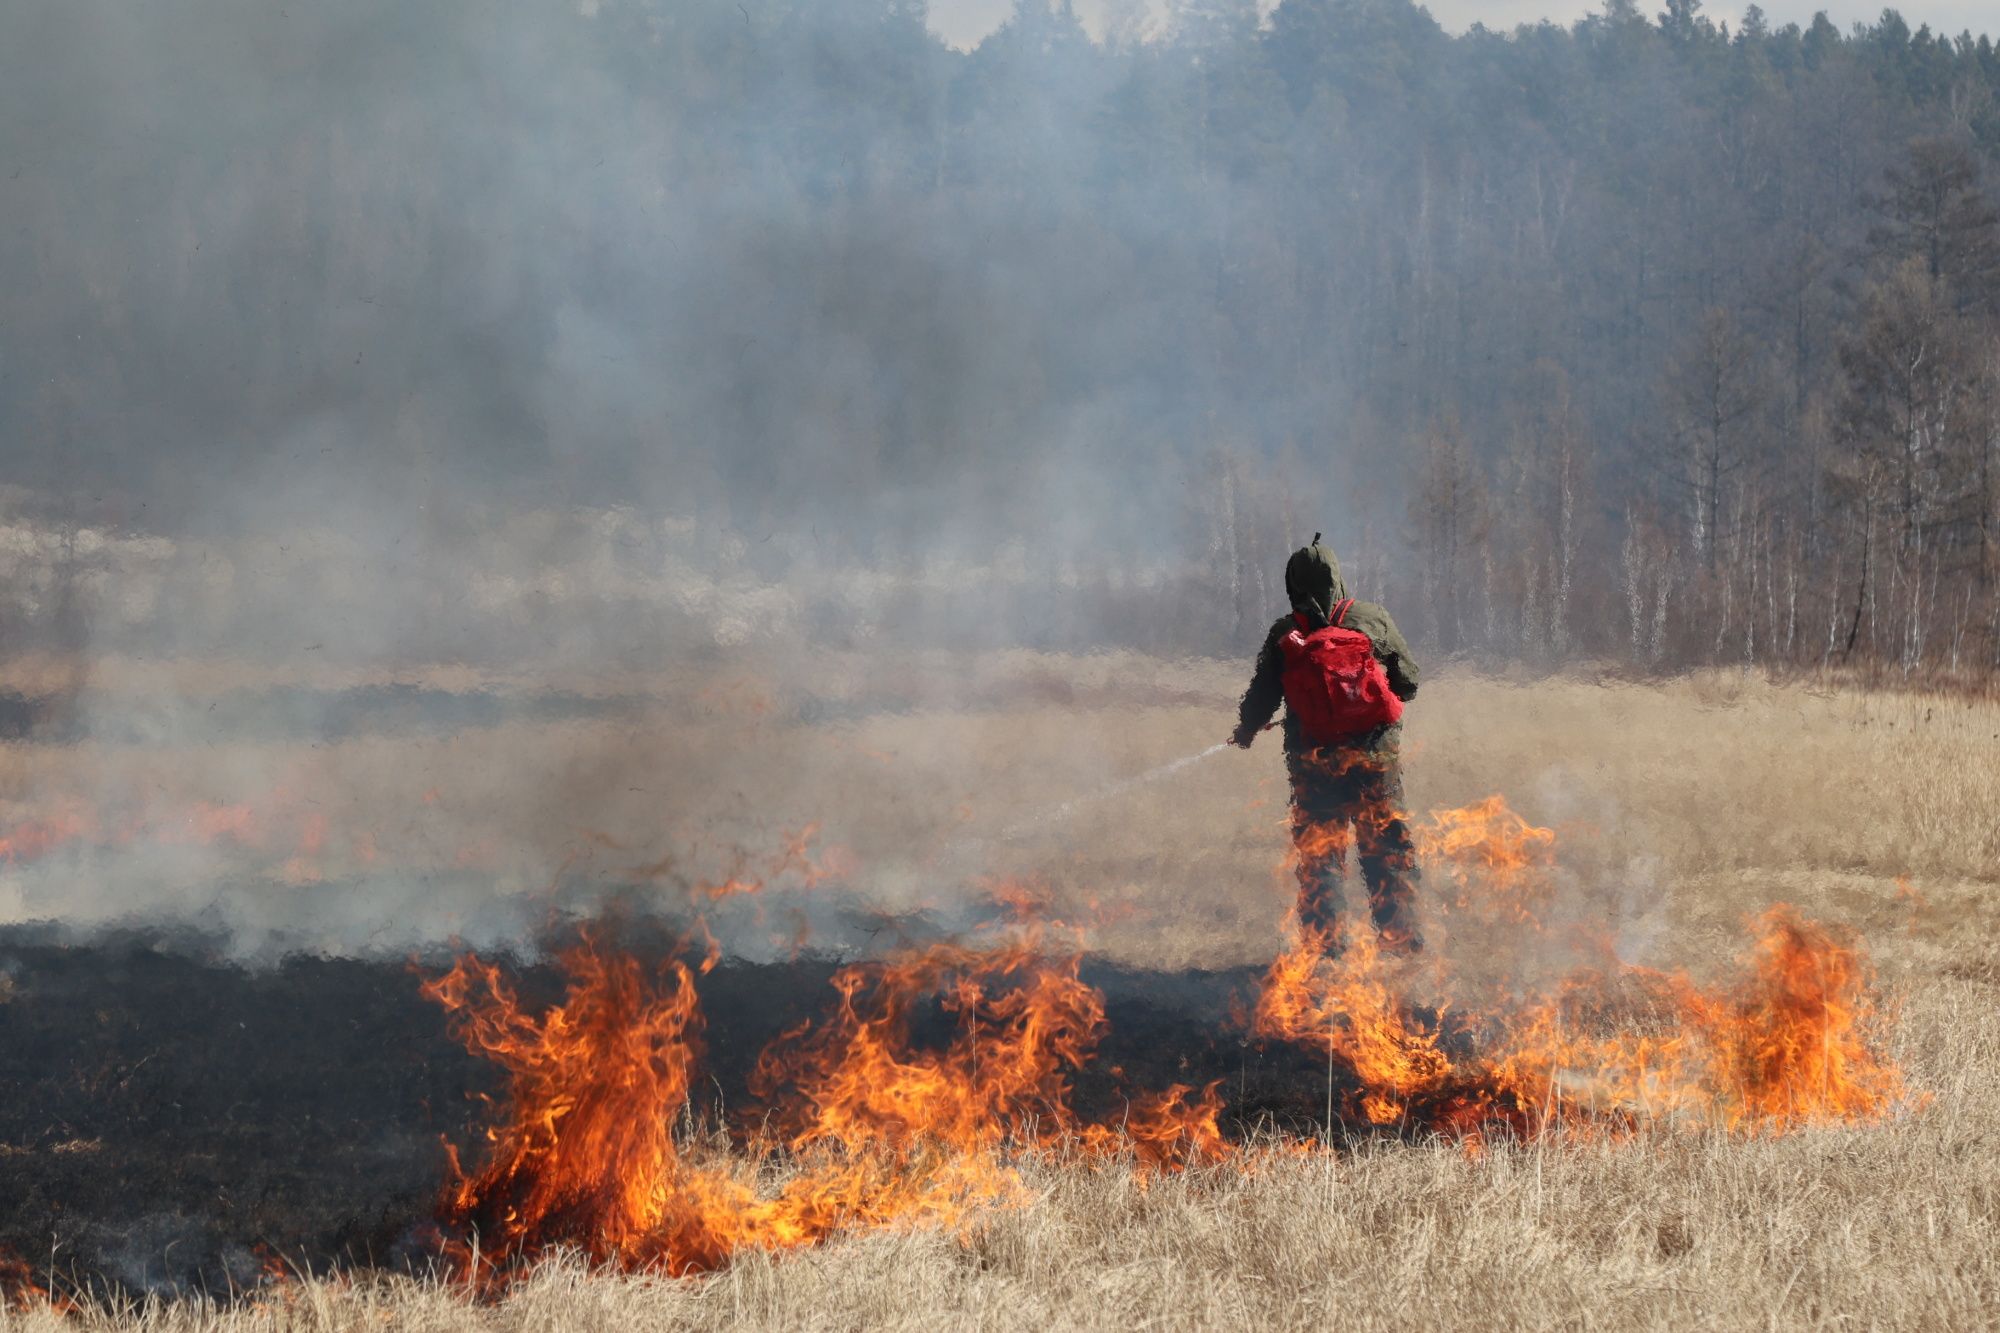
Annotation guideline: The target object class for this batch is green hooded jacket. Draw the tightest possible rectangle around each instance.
[1235,539,1420,757]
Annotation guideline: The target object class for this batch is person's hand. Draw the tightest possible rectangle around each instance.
[1230,724,1258,749]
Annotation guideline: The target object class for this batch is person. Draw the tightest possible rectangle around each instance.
[1231,535,1423,954]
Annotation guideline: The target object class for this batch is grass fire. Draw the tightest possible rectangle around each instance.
[408,798,1903,1287]
[0,664,1990,1328]
[8,0,2000,1326]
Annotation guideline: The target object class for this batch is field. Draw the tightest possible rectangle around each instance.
[1,656,1997,1329]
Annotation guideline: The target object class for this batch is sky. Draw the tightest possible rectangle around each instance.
[925,0,1999,48]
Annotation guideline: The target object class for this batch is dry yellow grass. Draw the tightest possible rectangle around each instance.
[3,660,1997,1328]
[14,657,1990,966]
[4,1042,1997,1332]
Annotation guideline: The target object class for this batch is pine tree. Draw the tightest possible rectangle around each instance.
[1866,135,2000,311]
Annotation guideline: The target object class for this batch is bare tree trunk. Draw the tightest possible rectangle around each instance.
[1623,515,1645,663]
[1220,460,1243,642]
[1552,437,1576,659]
[1845,500,1872,661]
[1649,566,1670,665]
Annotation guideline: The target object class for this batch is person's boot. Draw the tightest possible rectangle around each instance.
[1376,923,1424,958]
[1371,895,1423,958]
[1295,891,1345,955]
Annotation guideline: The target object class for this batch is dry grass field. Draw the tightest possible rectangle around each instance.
[3,656,1997,1329]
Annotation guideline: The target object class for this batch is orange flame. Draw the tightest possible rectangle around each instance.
[423,909,1229,1282]
[0,800,99,864]
[425,795,1909,1285]
[0,791,357,876]
[749,930,1104,1156]
[1256,797,1905,1137]
[1415,795,1558,928]
[1253,923,1458,1126]
[0,1249,76,1315]
[421,941,714,1271]
[1489,907,1906,1130]
[1105,1080,1234,1167]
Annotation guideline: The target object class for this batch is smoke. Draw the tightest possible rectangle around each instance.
[0,0,1749,958]
[1,0,1326,570]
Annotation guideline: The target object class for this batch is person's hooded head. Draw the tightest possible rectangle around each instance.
[1284,534,1349,629]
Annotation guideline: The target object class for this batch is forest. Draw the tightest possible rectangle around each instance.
[5,0,2000,674]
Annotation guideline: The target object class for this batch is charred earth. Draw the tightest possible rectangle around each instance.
[0,925,1375,1300]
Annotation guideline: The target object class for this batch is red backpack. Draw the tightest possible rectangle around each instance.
[1278,599,1404,743]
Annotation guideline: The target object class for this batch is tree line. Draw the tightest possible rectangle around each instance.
[6,0,2000,676]
[1157,0,2000,678]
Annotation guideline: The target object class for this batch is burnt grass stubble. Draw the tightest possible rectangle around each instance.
[0,919,1478,1300]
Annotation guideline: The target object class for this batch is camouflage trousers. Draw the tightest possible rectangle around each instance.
[1288,746,1422,953]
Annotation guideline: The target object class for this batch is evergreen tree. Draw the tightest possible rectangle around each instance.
[1867,135,2000,311]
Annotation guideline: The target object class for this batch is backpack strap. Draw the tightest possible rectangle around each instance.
[1330,598,1356,627]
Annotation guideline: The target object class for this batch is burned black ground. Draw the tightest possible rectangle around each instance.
[0,926,1410,1300]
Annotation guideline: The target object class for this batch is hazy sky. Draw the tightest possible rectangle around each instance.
[927,0,1998,48]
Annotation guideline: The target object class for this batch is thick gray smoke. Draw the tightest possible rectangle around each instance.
[1,0,1321,586]
[3,0,1366,689]
[0,0,1333,959]
[5,0,1997,954]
